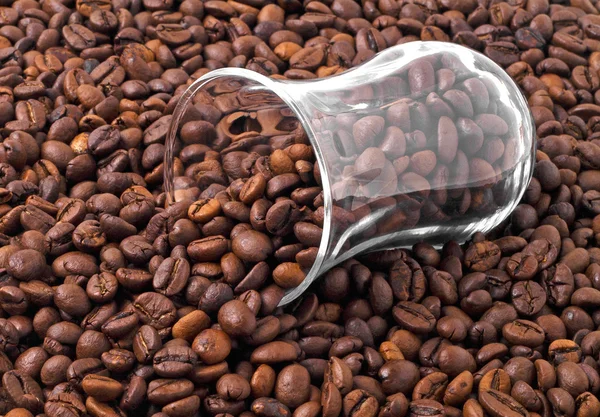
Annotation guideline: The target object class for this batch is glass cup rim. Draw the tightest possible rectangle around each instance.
[165,66,334,307]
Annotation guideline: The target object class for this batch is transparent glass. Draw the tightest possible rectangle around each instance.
[165,41,535,306]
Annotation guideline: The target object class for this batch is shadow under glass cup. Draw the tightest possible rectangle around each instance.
[165,41,536,306]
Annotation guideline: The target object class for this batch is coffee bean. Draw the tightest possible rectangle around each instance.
[101,348,135,374]
[192,329,231,365]
[156,24,192,46]
[343,389,378,417]
[133,292,176,329]
[273,262,306,289]
[250,341,299,364]
[131,325,162,364]
[8,249,46,282]
[252,397,291,417]
[408,399,444,417]
[147,378,194,405]
[81,375,123,402]
[187,236,230,262]
[232,230,274,262]
[479,389,529,417]
[217,298,256,338]
[153,345,197,378]
[172,309,210,342]
[44,393,86,417]
[3,370,43,413]
[438,346,477,377]
[409,59,436,97]
[353,116,385,151]
[54,284,92,317]
[510,281,546,316]
[62,24,96,52]
[153,257,190,296]
[556,361,589,397]
[392,301,436,334]
[378,360,419,396]
[275,363,311,408]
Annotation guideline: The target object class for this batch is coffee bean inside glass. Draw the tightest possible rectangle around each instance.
[165,41,536,305]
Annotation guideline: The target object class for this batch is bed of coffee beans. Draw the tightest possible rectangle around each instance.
[4,0,600,416]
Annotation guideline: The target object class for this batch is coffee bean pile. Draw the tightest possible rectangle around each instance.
[4,0,600,416]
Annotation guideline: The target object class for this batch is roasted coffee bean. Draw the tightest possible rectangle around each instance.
[479,389,529,417]
[153,345,197,378]
[81,374,123,402]
[147,378,194,405]
[275,363,311,408]
[153,257,190,296]
[232,230,274,262]
[392,301,436,334]
[252,397,291,417]
[44,393,86,417]
[172,309,210,342]
[193,328,231,365]
[343,389,378,417]
[86,272,118,303]
[218,300,257,337]
[63,24,96,51]
[101,349,135,374]
[133,292,176,329]
[2,370,44,413]
[132,325,162,364]
[379,360,420,395]
[502,319,545,348]
[54,284,92,317]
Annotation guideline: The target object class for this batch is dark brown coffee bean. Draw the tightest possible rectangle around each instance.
[62,24,96,51]
[502,319,545,348]
[153,257,190,296]
[132,325,162,364]
[193,329,231,365]
[252,397,291,417]
[511,281,546,316]
[86,272,118,304]
[3,370,43,413]
[409,59,436,97]
[44,393,86,417]
[392,301,436,334]
[438,346,476,378]
[479,389,529,417]
[275,363,311,408]
[8,250,46,282]
[408,399,444,417]
[81,375,123,402]
[147,378,194,405]
[187,236,230,262]
[353,116,385,151]
[556,361,589,397]
[153,345,197,378]
[484,42,520,67]
[343,389,378,417]
[133,292,176,330]
[54,284,92,317]
[232,230,273,262]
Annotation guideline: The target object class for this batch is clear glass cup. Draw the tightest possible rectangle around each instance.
[165,41,535,306]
